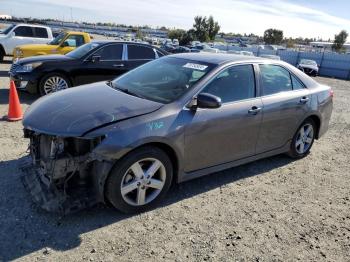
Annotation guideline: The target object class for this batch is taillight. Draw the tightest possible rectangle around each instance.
[330,89,334,98]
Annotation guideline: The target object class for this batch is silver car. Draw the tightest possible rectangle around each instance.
[22,53,333,214]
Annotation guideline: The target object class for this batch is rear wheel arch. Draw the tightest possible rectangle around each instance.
[305,115,321,139]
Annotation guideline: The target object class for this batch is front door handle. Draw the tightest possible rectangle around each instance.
[248,106,262,115]
[113,64,124,67]
[299,97,310,104]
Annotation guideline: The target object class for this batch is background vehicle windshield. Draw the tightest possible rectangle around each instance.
[1,24,15,34]
[300,59,317,65]
[112,57,215,103]
[49,32,66,45]
[66,42,101,59]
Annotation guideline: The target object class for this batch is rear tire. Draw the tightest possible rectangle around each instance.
[105,146,173,214]
[39,73,71,96]
[288,118,316,159]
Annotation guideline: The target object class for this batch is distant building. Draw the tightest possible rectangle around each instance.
[0,14,12,20]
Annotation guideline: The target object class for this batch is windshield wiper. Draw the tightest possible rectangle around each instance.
[108,82,146,99]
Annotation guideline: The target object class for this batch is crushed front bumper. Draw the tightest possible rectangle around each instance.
[20,159,100,215]
[20,131,112,215]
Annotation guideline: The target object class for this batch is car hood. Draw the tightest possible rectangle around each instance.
[18,54,73,65]
[23,82,163,137]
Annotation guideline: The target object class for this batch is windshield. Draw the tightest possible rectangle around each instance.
[300,59,317,65]
[66,42,101,59]
[1,24,15,34]
[48,32,66,45]
[112,57,215,103]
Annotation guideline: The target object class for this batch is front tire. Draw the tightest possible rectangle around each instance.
[288,119,316,158]
[0,49,4,62]
[39,73,71,96]
[105,146,173,213]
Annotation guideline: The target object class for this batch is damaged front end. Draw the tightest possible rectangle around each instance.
[21,129,112,214]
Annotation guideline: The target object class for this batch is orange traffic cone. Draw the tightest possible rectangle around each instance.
[7,80,23,121]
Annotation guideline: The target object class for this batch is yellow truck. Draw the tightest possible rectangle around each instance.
[13,31,91,60]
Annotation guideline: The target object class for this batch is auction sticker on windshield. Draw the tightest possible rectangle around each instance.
[183,63,208,71]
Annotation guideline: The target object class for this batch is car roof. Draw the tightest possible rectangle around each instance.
[91,40,154,46]
[169,53,269,65]
[16,23,50,28]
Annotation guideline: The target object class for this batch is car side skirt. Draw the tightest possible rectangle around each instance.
[178,141,291,183]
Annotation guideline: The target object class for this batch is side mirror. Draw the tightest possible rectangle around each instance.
[189,93,222,110]
[90,55,101,63]
[10,31,15,37]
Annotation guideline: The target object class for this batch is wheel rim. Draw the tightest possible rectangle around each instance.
[120,158,166,206]
[295,123,314,154]
[43,76,69,94]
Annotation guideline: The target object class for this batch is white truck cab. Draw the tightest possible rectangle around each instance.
[0,23,53,61]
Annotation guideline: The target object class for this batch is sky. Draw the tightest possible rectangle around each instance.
[1,0,350,39]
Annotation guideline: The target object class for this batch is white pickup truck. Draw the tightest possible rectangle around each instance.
[0,23,53,61]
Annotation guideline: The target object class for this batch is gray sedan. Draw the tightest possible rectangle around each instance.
[22,53,333,214]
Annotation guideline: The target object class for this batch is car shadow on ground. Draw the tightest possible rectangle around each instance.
[0,154,294,261]
[0,89,37,106]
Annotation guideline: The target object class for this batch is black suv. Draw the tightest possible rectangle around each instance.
[9,41,167,95]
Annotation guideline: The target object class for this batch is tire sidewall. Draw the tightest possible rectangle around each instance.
[39,73,71,96]
[105,147,173,214]
[289,118,316,158]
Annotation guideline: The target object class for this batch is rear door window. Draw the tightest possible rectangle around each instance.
[14,26,34,37]
[128,45,155,60]
[94,44,123,60]
[33,27,49,38]
[259,64,292,96]
[291,74,305,90]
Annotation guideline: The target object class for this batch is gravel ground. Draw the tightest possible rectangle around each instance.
[0,57,349,262]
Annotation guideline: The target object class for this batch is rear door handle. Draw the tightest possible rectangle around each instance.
[299,97,310,104]
[248,106,262,115]
[113,64,124,67]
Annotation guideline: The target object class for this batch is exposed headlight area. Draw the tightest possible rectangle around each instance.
[22,129,106,213]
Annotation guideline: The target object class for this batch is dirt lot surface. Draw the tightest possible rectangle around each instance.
[0,57,349,262]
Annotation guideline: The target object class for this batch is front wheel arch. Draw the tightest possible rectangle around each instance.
[38,71,73,95]
[0,45,5,60]
[104,145,174,213]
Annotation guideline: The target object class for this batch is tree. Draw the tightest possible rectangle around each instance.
[192,15,221,42]
[332,30,348,52]
[263,28,283,44]
[193,16,209,42]
[135,28,143,39]
[207,15,220,40]
[167,29,195,46]
[168,29,186,41]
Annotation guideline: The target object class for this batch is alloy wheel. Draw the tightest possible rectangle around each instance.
[295,123,314,154]
[120,158,166,206]
[43,76,69,94]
